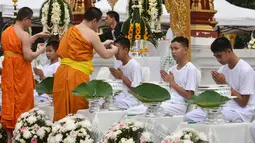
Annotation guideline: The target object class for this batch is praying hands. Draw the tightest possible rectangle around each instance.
[160,70,175,86]
[211,70,227,84]
[109,68,123,79]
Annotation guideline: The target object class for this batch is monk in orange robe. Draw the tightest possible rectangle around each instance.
[53,7,119,121]
[1,7,49,142]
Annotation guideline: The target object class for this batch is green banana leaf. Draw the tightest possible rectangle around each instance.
[186,90,231,108]
[129,83,170,103]
[35,77,54,95]
[72,80,113,99]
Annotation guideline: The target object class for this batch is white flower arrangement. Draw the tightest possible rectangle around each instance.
[0,122,7,143]
[246,39,255,49]
[40,0,72,37]
[161,128,208,143]
[12,108,53,143]
[102,119,153,143]
[47,114,95,143]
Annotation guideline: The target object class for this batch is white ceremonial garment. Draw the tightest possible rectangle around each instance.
[161,62,200,115]
[34,62,60,104]
[252,121,255,141]
[41,62,60,77]
[114,59,142,109]
[185,59,255,122]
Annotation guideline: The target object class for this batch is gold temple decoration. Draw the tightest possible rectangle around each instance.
[73,0,86,14]
[107,0,118,10]
[224,34,237,49]
[165,0,191,60]
[209,0,214,10]
[197,0,202,10]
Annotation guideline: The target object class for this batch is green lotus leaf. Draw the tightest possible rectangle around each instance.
[186,90,231,108]
[72,80,113,99]
[129,83,170,103]
[35,77,54,95]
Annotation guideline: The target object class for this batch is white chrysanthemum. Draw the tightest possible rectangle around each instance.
[63,136,76,143]
[23,130,32,139]
[63,120,76,131]
[55,134,63,142]
[27,116,37,124]
[19,139,26,143]
[37,128,46,139]
[20,112,29,118]
[15,122,22,130]
[184,134,190,140]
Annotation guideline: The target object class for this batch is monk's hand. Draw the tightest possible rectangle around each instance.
[211,71,227,84]
[103,40,114,48]
[36,31,50,38]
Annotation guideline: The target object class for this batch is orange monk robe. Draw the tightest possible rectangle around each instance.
[53,26,93,121]
[1,26,35,129]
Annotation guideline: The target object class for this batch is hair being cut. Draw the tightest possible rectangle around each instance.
[114,37,130,51]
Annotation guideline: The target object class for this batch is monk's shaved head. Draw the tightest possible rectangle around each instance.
[16,7,33,21]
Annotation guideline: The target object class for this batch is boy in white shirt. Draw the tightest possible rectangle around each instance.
[160,36,200,116]
[185,37,255,122]
[109,37,142,109]
[34,41,60,80]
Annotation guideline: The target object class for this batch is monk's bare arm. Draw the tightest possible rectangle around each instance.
[20,32,45,62]
[90,32,118,59]
[29,32,50,44]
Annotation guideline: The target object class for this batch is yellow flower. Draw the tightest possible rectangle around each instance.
[12,0,18,2]
[135,35,141,40]
[136,29,141,35]
[128,34,133,40]
[135,23,141,29]
[144,35,148,40]
[130,24,134,28]
[125,35,128,38]
[128,30,133,35]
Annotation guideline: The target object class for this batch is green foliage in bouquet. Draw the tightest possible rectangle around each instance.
[72,80,113,99]
[122,0,158,48]
[0,123,7,143]
[129,83,170,103]
[36,77,54,95]
[186,90,231,108]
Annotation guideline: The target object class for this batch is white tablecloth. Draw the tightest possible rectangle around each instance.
[176,122,254,143]
[77,110,127,133]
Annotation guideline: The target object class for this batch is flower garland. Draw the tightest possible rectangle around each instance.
[161,128,208,143]
[102,119,153,143]
[122,0,157,49]
[40,0,72,38]
[47,114,95,143]
[12,108,53,143]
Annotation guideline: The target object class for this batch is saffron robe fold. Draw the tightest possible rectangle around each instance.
[1,26,35,129]
[53,26,93,121]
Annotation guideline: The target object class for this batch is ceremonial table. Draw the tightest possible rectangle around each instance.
[176,122,254,143]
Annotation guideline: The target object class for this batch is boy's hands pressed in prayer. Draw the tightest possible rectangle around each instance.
[160,70,175,86]
[211,70,227,84]
[109,68,123,79]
